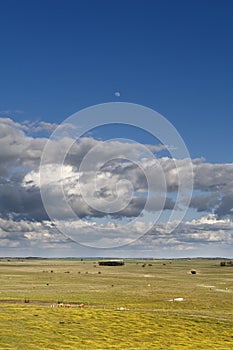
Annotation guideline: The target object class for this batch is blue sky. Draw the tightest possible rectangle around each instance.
[1,0,233,161]
[0,0,233,257]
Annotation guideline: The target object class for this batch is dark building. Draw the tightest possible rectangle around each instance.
[98,260,124,266]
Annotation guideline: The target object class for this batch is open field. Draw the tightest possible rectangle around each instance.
[0,258,232,349]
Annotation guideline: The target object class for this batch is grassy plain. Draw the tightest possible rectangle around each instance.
[0,258,232,349]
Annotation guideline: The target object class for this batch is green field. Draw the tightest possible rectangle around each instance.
[0,258,232,349]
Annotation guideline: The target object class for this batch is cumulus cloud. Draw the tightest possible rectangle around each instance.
[0,118,47,175]
[193,160,233,192]
[0,211,231,253]
[29,121,59,133]
[0,117,233,254]
[0,216,70,249]
[131,214,233,253]
[190,193,220,212]
[0,180,48,220]
[215,195,233,218]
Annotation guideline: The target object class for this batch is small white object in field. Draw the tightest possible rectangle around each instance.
[148,284,151,287]
[173,297,184,301]
[117,307,127,311]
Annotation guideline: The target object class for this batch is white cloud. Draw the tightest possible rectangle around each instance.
[0,117,233,255]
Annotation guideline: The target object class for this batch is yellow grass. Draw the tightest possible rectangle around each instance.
[0,258,232,349]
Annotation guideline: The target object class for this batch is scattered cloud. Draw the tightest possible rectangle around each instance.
[0,110,24,117]
[0,117,232,255]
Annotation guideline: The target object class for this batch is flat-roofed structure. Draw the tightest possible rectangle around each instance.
[98,259,124,266]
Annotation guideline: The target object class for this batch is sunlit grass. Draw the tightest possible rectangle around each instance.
[0,304,232,349]
[0,258,232,349]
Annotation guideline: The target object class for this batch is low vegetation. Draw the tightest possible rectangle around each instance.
[0,258,232,349]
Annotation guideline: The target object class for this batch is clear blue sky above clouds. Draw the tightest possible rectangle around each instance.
[0,0,233,162]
